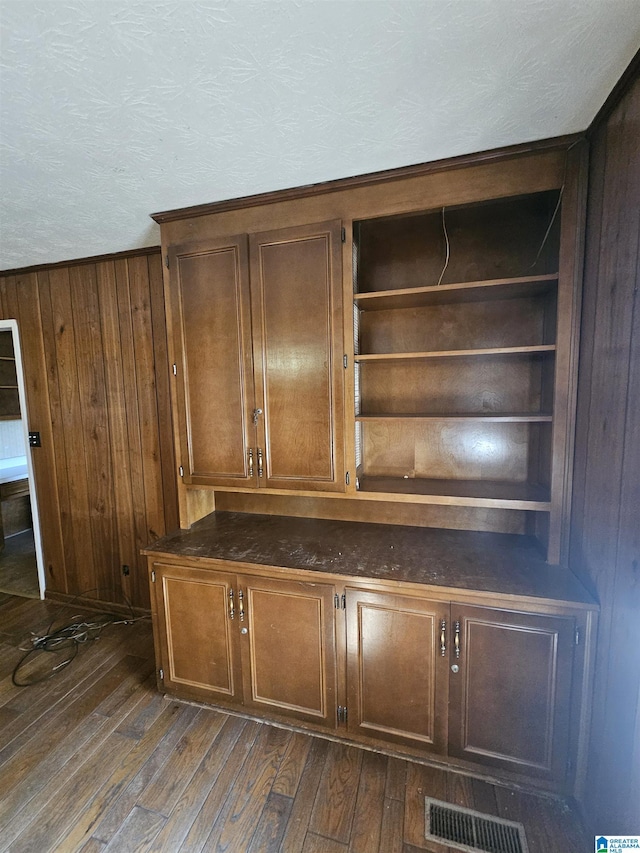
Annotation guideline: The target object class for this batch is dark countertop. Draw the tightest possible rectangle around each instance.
[143,511,597,607]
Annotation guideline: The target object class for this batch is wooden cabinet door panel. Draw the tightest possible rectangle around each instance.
[240,575,337,727]
[345,588,448,753]
[448,605,575,783]
[249,221,345,491]
[169,237,256,486]
[153,563,242,704]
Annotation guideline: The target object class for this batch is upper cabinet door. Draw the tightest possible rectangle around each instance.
[249,221,345,492]
[169,236,256,487]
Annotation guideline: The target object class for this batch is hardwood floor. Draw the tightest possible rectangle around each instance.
[0,594,589,852]
[0,530,39,598]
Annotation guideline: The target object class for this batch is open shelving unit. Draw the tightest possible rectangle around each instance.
[352,192,567,545]
[0,331,19,419]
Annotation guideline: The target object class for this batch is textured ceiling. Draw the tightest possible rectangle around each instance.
[0,1,638,271]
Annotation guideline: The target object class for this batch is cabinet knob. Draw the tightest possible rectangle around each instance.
[451,664,459,674]
[241,627,248,635]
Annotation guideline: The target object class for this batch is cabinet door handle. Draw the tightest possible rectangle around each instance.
[454,620,461,659]
[253,408,263,426]
[238,589,245,621]
[257,448,263,478]
[440,619,446,656]
[248,448,254,478]
[229,588,235,620]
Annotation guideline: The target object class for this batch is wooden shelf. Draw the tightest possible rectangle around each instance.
[357,476,551,510]
[355,345,556,362]
[357,413,553,423]
[354,274,558,312]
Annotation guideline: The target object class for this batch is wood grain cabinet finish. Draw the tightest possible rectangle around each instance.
[345,588,448,754]
[447,605,576,784]
[153,562,242,705]
[168,221,345,492]
[240,574,337,726]
[169,235,255,488]
[151,561,338,729]
[149,556,591,792]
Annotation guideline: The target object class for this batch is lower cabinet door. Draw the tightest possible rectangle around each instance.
[153,563,242,706]
[240,575,337,728]
[447,605,576,784]
[345,588,448,753]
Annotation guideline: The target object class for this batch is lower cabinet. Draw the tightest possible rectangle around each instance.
[447,605,576,784]
[345,590,580,787]
[150,559,592,793]
[152,561,337,728]
[345,588,449,754]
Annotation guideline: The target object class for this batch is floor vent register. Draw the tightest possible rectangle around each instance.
[425,797,529,853]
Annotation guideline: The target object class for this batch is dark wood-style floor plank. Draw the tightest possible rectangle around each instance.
[86,703,201,845]
[271,730,312,798]
[279,735,329,853]
[175,718,263,853]
[0,596,589,853]
[247,791,293,853]
[145,713,247,853]
[309,741,363,843]
[101,805,166,853]
[379,797,405,853]
[201,723,291,853]
[135,707,228,816]
[348,750,388,853]
[404,762,451,852]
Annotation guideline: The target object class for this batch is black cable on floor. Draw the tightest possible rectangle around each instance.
[12,588,149,687]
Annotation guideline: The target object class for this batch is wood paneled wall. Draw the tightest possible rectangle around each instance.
[570,66,639,830]
[0,249,178,610]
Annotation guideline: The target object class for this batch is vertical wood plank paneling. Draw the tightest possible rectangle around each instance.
[14,271,67,592]
[0,249,174,610]
[128,256,165,545]
[114,257,149,605]
[572,71,640,831]
[48,266,95,594]
[146,253,178,535]
[96,260,137,605]
[69,263,118,600]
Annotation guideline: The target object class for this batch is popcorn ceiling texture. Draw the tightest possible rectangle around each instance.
[0,0,638,270]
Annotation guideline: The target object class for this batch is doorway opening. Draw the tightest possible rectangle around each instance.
[0,320,45,598]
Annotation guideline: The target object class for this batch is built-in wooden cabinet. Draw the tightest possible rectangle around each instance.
[151,559,338,728]
[352,188,580,564]
[447,604,576,784]
[168,221,345,493]
[345,587,448,754]
[149,142,591,794]
[156,140,584,564]
[145,512,597,794]
[345,588,580,787]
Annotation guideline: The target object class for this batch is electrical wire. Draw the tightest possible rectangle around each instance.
[436,206,450,287]
[12,588,149,687]
[529,185,564,271]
